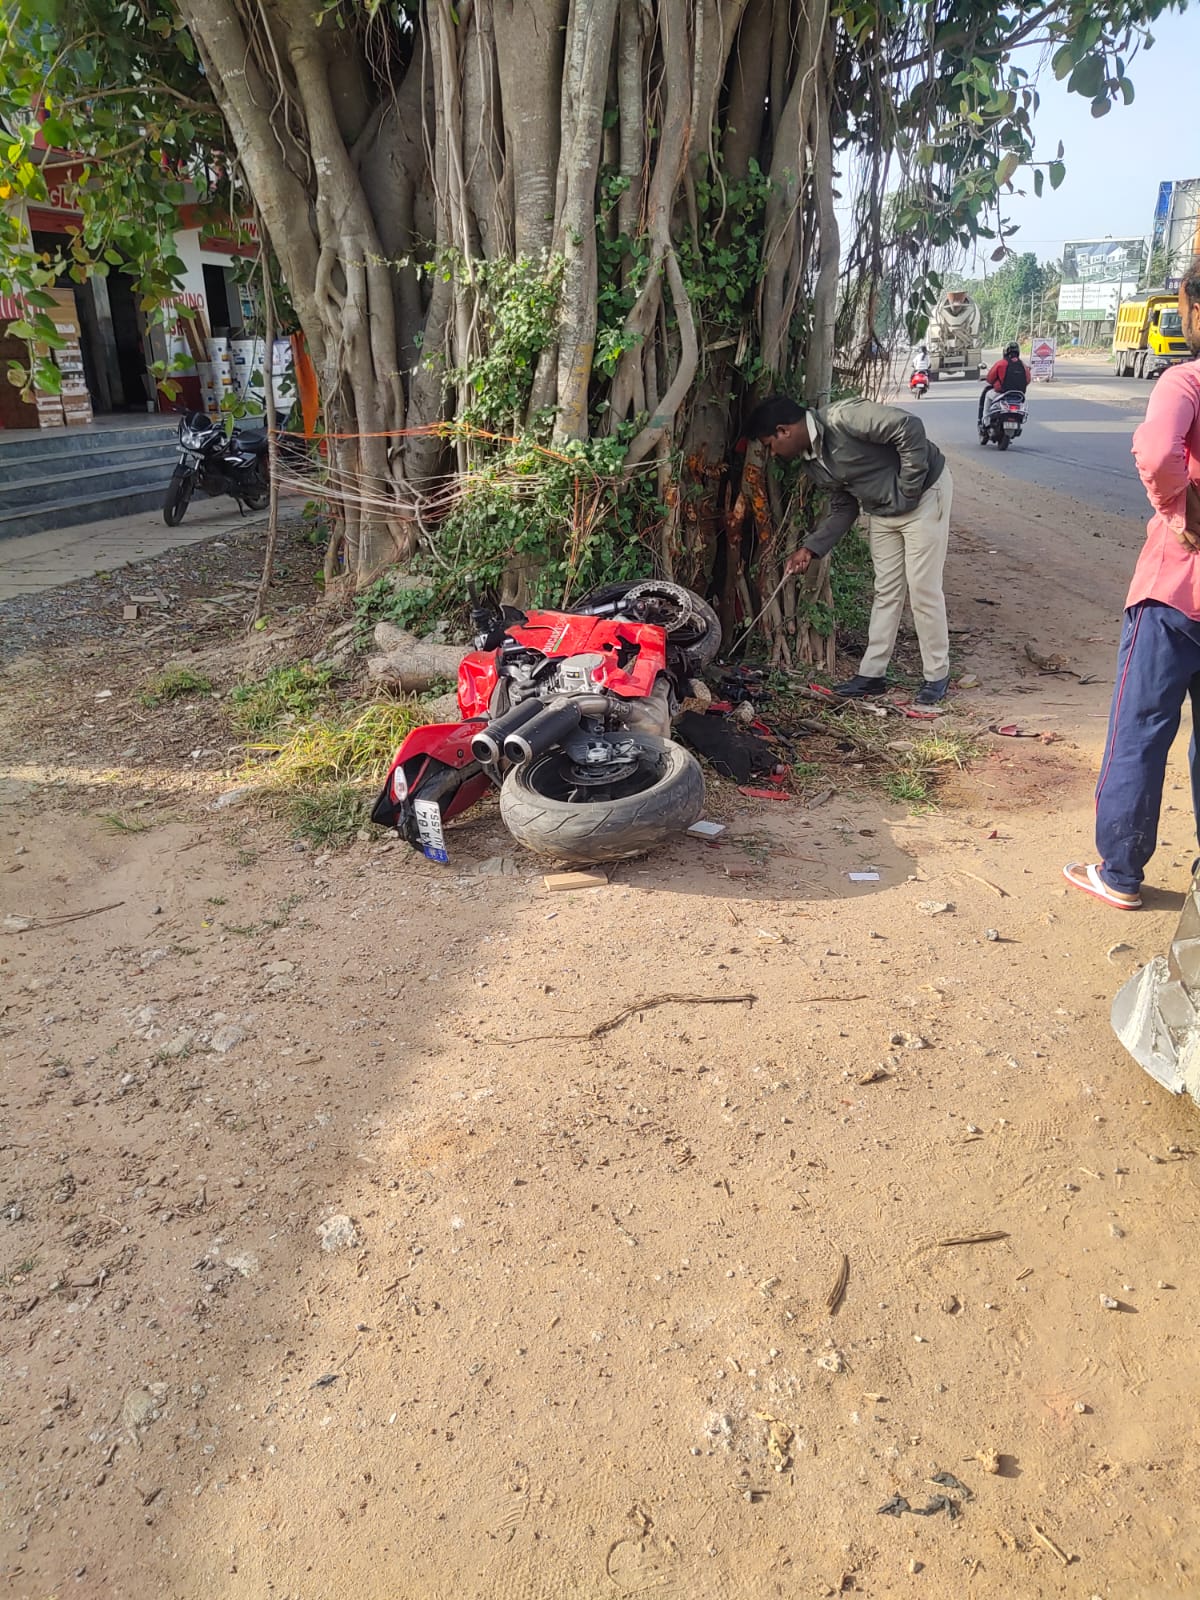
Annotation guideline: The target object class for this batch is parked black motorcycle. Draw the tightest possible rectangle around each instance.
[162,411,270,527]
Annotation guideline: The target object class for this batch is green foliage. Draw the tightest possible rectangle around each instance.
[228,664,337,734]
[448,254,564,430]
[353,576,443,641]
[0,0,241,395]
[287,784,368,846]
[436,433,658,606]
[953,251,1061,343]
[830,528,875,638]
[139,666,214,706]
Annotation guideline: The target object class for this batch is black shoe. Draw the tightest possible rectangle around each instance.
[915,675,951,706]
[832,674,889,698]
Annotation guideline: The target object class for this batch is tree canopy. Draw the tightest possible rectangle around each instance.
[1,0,1186,653]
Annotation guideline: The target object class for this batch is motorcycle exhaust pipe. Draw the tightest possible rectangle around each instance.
[503,700,582,765]
[470,698,543,765]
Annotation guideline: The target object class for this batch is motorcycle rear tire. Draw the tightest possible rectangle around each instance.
[575,581,722,669]
[996,435,1010,451]
[163,466,195,528]
[244,487,270,511]
[499,733,705,863]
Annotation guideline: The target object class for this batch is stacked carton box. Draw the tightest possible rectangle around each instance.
[44,290,94,427]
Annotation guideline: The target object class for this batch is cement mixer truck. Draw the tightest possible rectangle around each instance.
[926,290,984,381]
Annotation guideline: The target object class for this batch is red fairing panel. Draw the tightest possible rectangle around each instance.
[381,720,481,792]
[457,654,500,719]
[505,611,668,699]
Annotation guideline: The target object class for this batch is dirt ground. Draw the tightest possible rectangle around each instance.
[2,460,1199,1600]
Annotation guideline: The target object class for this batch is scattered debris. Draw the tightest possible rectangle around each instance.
[488,991,757,1046]
[688,820,726,839]
[2,900,125,935]
[957,673,980,689]
[955,869,1008,898]
[737,785,791,801]
[1106,942,1134,963]
[918,900,954,915]
[826,1254,850,1316]
[877,1493,961,1521]
[848,871,880,882]
[318,1215,360,1253]
[930,1470,973,1501]
[754,1412,794,1473]
[937,1231,1010,1248]
[311,1373,339,1389]
[544,870,608,892]
[858,1066,891,1086]
[1029,1521,1072,1566]
[976,1448,1001,1475]
[476,856,520,877]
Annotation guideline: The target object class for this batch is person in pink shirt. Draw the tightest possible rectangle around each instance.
[1065,258,1200,908]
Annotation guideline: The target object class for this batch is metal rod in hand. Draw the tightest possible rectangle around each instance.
[734,572,791,646]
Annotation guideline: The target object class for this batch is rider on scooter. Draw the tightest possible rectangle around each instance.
[978,341,1030,425]
[910,342,930,376]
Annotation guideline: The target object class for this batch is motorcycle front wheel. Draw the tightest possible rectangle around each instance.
[499,733,705,863]
[243,487,270,511]
[163,465,196,527]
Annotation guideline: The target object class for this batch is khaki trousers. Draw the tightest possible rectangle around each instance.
[858,466,953,682]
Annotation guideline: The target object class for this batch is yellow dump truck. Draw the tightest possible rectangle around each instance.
[1113,292,1191,378]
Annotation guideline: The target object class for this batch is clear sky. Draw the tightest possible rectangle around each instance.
[968,6,1194,269]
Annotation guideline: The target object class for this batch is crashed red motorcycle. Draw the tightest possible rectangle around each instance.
[371,580,721,864]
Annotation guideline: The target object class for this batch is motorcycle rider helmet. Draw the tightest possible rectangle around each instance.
[1003,342,1020,359]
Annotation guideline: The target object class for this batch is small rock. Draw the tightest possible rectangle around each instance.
[263,960,296,976]
[3,914,32,932]
[1109,1222,1125,1239]
[1099,1294,1119,1310]
[941,1294,960,1315]
[909,1557,925,1574]
[263,975,296,996]
[161,1030,195,1059]
[209,1022,247,1054]
[14,845,27,856]
[122,1386,166,1431]
[1075,1400,1090,1414]
[318,1214,359,1253]
[224,1252,259,1278]
[985,928,1000,942]
[976,1447,1001,1474]
[956,674,980,689]
[816,1351,845,1373]
[1157,1280,1172,1290]
[211,787,255,811]
[475,856,519,878]
[917,901,954,915]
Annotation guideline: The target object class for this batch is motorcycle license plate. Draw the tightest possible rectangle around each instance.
[1004,420,1019,431]
[413,797,449,864]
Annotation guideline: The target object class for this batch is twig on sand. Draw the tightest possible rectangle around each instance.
[486,992,757,1045]
[937,1231,1010,1248]
[954,869,1008,898]
[827,1253,850,1315]
[3,900,125,934]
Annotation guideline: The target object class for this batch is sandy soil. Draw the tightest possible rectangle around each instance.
[2,457,1199,1600]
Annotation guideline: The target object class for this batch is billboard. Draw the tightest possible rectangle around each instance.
[1061,238,1147,285]
[1058,237,1147,323]
[1152,178,1200,288]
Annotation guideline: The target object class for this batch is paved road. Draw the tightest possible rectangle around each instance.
[894,358,1156,523]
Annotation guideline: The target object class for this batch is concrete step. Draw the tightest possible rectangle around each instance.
[0,421,179,481]
[0,478,179,542]
[0,438,180,492]
[0,454,180,511]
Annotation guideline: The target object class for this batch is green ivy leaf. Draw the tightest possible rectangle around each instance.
[1049,161,1066,191]
[1067,56,1105,99]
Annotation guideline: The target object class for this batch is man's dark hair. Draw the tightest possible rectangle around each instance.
[1184,254,1200,310]
[745,395,806,438]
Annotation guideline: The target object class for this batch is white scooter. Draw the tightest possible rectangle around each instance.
[978,389,1028,451]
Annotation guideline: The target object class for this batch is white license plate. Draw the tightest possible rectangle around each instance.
[1004,420,1020,431]
[413,797,449,864]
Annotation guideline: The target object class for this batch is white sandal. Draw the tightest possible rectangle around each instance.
[1063,862,1141,910]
